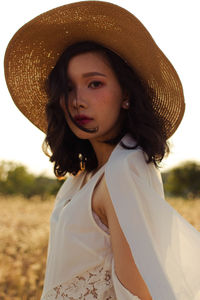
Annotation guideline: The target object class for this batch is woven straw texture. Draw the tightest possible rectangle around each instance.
[4,1,185,138]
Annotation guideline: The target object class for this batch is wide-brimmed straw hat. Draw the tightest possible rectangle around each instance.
[4,0,185,138]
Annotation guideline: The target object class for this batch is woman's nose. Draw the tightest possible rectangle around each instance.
[72,88,88,110]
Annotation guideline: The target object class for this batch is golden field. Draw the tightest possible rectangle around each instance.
[0,195,200,299]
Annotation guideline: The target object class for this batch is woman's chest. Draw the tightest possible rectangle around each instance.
[52,170,109,232]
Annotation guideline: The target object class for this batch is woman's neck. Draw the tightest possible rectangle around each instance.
[89,139,116,170]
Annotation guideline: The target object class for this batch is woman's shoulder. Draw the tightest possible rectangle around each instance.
[106,133,164,196]
[107,133,149,176]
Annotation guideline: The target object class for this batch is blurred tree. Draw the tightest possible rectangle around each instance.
[32,175,63,200]
[6,165,35,198]
[0,160,64,199]
[163,161,200,199]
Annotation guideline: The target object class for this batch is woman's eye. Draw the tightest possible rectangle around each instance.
[89,81,103,88]
[67,81,102,92]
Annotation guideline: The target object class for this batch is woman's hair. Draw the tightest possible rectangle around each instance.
[43,41,170,177]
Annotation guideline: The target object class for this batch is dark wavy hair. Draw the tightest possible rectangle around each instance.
[42,41,170,177]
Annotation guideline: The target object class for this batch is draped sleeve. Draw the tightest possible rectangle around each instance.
[104,134,200,300]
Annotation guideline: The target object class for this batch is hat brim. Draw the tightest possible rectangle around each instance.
[4,0,185,138]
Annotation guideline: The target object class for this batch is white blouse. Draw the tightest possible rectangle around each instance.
[41,133,200,300]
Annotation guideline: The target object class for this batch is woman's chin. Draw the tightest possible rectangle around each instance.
[73,130,98,140]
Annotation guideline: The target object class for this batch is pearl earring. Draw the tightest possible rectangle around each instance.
[124,101,130,108]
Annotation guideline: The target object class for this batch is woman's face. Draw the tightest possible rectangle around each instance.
[60,51,128,142]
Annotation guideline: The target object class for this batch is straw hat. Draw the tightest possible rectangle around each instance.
[4,0,185,138]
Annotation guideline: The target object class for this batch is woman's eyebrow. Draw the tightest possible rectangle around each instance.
[82,72,106,78]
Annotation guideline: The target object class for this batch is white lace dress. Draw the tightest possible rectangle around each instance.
[41,162,141,300]
[43,211,140,300]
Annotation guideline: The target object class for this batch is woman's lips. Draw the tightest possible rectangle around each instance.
[75,119,93,125]
[74,114,93,125]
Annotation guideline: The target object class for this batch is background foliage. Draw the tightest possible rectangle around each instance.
[162,161,200,199]
[0,161,63,200]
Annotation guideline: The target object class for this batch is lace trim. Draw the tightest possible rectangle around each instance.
[43,263,116,300]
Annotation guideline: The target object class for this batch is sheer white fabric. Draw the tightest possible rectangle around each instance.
[42,213,141,299]
[41,133,200,300]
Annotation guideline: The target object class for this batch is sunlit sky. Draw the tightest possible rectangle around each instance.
[1,0,199,178]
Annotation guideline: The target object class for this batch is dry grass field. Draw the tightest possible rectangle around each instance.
[0,195,200,299]
[0,196,54,300]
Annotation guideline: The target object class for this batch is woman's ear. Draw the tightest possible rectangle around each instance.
[121,91,130,110]
[121,99,130,110]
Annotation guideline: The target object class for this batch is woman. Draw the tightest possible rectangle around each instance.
[4,1,200,300]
